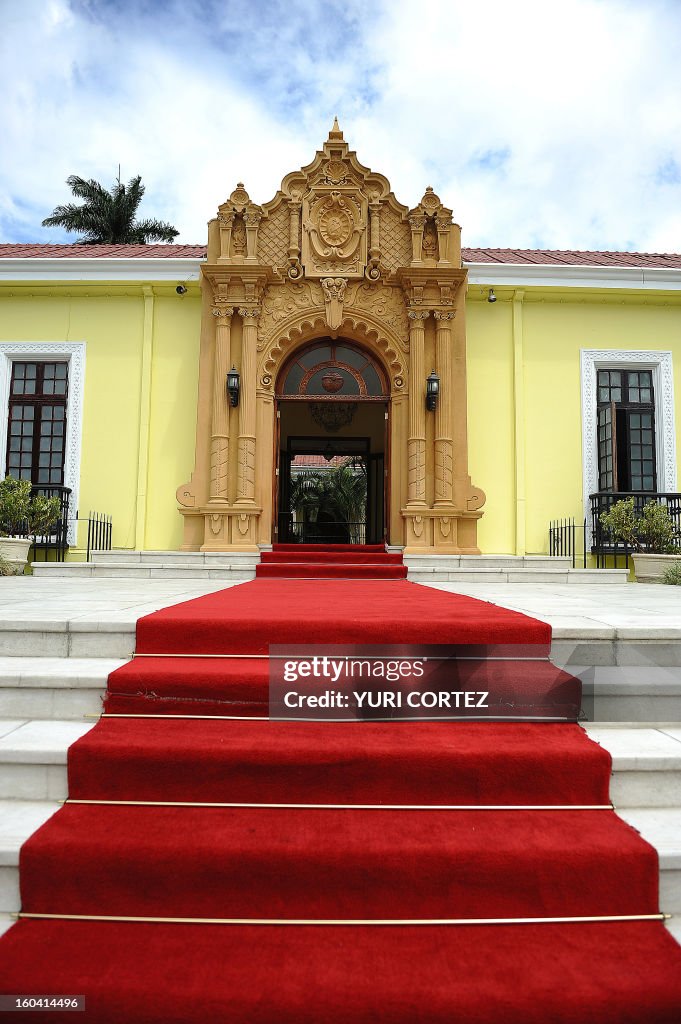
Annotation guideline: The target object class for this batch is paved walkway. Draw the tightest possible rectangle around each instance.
[0,576,679,636]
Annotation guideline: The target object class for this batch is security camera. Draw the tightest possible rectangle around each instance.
[176,284,187,295]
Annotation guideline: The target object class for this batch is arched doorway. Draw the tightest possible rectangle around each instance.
[274,339,389,545]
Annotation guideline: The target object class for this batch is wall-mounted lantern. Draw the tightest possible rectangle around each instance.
[226,366,240,407]
[426,369,440,412]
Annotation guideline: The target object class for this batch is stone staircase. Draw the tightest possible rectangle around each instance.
[0,599,679,944]
[31,550,628,584]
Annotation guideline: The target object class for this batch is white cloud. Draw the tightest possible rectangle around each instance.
[1,0,680,251]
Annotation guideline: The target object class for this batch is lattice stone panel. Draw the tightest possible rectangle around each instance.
[380,206,411,273]
[257,202,290,271]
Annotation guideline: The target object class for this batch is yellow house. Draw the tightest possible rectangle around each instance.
[1,124,679,559]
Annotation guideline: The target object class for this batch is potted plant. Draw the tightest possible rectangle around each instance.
[600,497,681,582]
[0,477,62,574]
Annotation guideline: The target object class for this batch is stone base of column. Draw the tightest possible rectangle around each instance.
[402,507,483,554]
[179,505,262,552]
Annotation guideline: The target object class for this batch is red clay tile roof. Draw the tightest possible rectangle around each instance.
[0,244,206,258]
[2,243,681,269]
[462,248,681,268]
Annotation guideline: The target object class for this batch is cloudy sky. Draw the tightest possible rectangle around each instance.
[1,0,680,252]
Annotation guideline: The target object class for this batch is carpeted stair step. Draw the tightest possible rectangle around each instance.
[20,805,658,921]
[134,579,551,654]
[68,719,612,805]
[261,550,404,564]
[272,543,387,552]
[4,919,681,1024]
[102,653,578,717]
[256,561,408,579]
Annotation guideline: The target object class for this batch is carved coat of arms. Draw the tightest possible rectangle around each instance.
[302,188,367,278]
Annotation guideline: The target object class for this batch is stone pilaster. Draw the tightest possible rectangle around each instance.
[434,310,455,505]
[244,210,262,260]
[209,306,233,501]
[236,306,260,503]
[407,309,429,505]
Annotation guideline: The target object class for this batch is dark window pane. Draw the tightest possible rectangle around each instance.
[611,371,621,384]
[611,388,621,402]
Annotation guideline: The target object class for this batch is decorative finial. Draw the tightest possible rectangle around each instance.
[329,117,343,140]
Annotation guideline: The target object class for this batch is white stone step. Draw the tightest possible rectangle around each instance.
[0,719,678,807]
[584,726,681,807]
[408,567,627,584]
[92,550,259,566]
[581,667,681,723]
[32,562,257,580]
[0,721,93,800]
[0,799,678,930]
[404,555,575,569]
[0,799,60,916]
[0,657,123,720]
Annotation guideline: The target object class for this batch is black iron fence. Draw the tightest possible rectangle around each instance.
[590,491,681,568]
[278,513,366,545]
[548,517,587,568]
[550,492,681,570]
[28,485,113,563]
[29,485,71,562]
[85,511,113,560]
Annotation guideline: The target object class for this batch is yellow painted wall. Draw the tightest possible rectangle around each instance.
[2,280,679,555]
[467,289,681,553]
[145,294,201,550]
[466,298,515,553]
[0,284,201,555]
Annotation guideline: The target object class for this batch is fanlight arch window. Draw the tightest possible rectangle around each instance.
[277,340,387,400]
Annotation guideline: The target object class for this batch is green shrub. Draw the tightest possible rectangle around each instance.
[661,562,681,586]
[0,477,62,537]
[600,498,680,554]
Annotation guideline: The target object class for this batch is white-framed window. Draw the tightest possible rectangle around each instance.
[581,349,677,519]
[0,343,85,545]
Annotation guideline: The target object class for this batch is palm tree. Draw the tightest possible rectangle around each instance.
[42,174,179,244]
[289,459,367,543]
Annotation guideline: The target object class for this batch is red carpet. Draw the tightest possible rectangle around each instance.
[1,567,681,1022]
[256,542,408,578]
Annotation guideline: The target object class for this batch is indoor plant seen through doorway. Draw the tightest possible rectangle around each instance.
[599,497,681,582]
[0,476,62,574]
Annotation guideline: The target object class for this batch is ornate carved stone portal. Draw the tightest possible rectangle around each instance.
[177,120,485,552]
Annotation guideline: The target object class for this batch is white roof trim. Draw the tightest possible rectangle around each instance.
[0,257,203,283]
[465,261,681,291]
[2,255,681,290]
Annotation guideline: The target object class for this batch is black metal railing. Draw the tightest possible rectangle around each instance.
[278,514,366,545]
[85,511,112,560]
[30,485,71,562]
[589,491,681,568]
[26,484,113,563]
[548,517,587,568]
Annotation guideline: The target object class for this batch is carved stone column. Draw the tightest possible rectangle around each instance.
[409,214,425,264]
[434,311,455,505]
[209,306,233,501]
[217,211,234,260]
[287,196,302,278]
[407,309,429,505]
[435,216,452,264]
[236,306,260,503]
[244,210,262,260]
[367,194,381,279]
